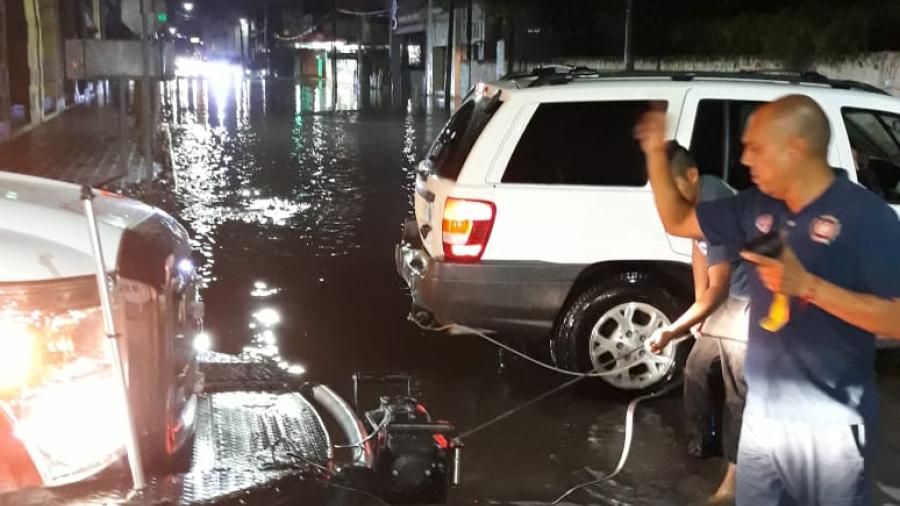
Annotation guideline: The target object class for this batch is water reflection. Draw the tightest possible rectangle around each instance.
[242,283,306,377]
[162,75,379,287]
[251,280,281,298]
[401,114,419,210]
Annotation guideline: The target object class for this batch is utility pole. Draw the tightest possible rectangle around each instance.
[140,0,153,186]
[426,0,433,96]
[264,3,270,76]
[443,0,454,113]
[332,0,338,109]
[466,0,472,91]
[0,0,10,140]
[624,0,634,71]
[239,19,245,64]
[506,7,515,76]
[119,79,128,180]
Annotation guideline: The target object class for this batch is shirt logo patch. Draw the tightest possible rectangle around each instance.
[756,214,774,234]
[810,215,841,245]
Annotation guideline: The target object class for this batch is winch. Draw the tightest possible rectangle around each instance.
[338,373,458,504]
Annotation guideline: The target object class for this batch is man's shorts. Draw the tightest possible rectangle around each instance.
[736,415,872,506]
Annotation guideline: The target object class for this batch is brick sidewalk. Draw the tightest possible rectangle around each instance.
[0,102,149,187]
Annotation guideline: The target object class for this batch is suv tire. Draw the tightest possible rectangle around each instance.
[551,272,689,394]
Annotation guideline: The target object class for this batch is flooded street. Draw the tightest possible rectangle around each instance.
[159,78,900,505]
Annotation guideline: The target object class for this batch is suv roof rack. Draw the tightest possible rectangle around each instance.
[502,66,888,95]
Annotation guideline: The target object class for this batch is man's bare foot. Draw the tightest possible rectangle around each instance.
[704,463,737,505]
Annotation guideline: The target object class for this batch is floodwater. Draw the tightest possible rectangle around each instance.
[158,76,900,505]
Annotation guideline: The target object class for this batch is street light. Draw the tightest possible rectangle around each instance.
[239,17,248,27]
[183,2,194,12]
[168,27,177,35]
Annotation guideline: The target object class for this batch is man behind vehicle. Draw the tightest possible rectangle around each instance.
[635,95,900,505]
[648,142,749,505]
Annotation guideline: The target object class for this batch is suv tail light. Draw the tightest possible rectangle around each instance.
[442,198,496,261]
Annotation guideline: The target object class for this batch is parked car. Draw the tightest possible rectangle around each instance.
[0,172,201,492]
[396,69,900,393]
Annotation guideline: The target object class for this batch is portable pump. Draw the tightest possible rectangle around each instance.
[352,373,457,504]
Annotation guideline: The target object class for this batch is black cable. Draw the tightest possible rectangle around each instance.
[546,334,743,504]
[423,321,741,505]
[446,327,690,444]
[454,373,590,443]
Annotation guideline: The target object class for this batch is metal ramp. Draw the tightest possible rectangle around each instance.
[0,352,335,505]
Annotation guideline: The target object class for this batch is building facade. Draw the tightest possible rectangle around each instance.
[0,0,105,140]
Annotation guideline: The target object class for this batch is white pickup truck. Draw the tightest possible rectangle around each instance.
[0,171,201,492]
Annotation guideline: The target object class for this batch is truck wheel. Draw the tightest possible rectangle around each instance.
[551,273,689,394]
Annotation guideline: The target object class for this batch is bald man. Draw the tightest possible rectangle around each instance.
[635,95,900,506]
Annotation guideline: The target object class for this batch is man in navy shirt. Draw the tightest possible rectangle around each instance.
[635,95,900,505]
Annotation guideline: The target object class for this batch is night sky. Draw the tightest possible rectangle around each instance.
[172,0,900,61]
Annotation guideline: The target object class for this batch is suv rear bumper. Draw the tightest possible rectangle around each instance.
[394,220,582,335]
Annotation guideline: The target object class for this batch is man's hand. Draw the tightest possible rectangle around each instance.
[634,111,667,155]
[648,327,677,354]
[741,245,813,297]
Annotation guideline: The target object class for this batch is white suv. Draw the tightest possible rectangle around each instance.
[396,69,900,392]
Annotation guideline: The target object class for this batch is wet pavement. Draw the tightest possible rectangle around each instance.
[0,90,146,187]
[156,77,900,505]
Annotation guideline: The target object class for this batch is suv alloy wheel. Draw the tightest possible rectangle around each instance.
[551,272,689,394]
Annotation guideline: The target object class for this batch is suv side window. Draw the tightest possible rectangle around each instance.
[501,101,653,186]
[842,107,900,204]
[690,99,762,191]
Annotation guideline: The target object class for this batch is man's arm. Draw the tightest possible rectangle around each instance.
[635,111,704,239]
[742,247,900,339]
[650,244,731,353]
[806,283,900,339]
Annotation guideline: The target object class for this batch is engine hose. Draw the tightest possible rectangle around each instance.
[412,318,692,505]
[548,379,681,505]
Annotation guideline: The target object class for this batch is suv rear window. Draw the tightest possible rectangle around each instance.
[427,95,502,181]
[500,101,655,186]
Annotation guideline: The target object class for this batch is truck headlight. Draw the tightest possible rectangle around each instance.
[0,277,125,487]
[0,306,109,396]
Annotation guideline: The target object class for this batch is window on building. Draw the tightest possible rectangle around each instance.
[407,44,423,67]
